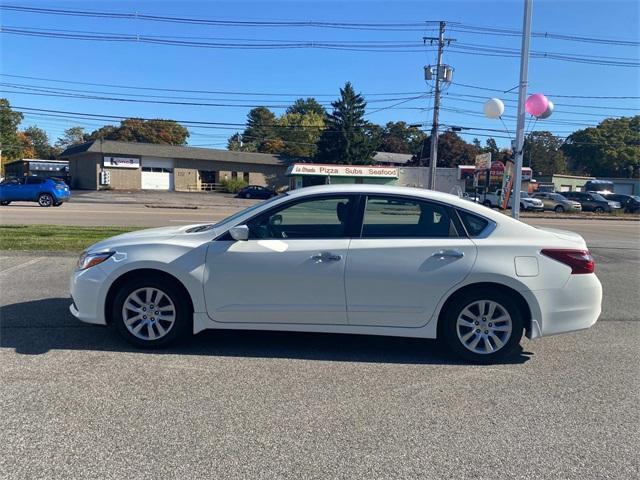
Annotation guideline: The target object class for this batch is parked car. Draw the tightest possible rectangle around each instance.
[482,189,544,211]
[532,192,582,213]
[70,184,602,363]
[0,176,70,207]
[236,185,276,199]
[560,191,619,213]
[462,192,481,203]
[599,193,640,213]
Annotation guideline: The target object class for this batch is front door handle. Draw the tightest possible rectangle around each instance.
[432,249,465,259]
[311,252,342,263]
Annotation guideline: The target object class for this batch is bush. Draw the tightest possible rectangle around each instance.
[220,178,248,193]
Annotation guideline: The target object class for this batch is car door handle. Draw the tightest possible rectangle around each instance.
[311,252,342,263]
[432,249,465,259]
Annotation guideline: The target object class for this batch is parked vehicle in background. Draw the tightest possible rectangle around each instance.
[560,191,620,213]
[482,189,544,211]
[462,192,481,203]
[600,193,640,213]
[584,179,614,194]
[532,192,582,213]
[236,185,276,199]
[0,176,70,207]
[69,184,602,364]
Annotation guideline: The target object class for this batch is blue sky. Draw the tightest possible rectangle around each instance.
[1,0,639,149]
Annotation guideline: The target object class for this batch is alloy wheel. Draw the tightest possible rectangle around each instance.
[38,194,52,207]
[121,287,176,341]
[456,300,513,355]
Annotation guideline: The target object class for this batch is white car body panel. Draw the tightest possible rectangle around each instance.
[69,184,602,343]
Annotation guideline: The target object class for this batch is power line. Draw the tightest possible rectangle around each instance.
[451,81,640,99]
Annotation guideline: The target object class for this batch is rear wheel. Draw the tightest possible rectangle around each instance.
[554,205,565,213]
[112,277,191,348]
[0,201,10,206]
[442,289,524,363]
[38,193,53,207]
[594,206,605,213]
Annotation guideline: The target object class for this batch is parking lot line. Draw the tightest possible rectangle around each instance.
[0,257,43,275]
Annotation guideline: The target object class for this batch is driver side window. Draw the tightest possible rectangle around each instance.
[247,196,355,239]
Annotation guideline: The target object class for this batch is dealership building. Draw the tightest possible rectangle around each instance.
[60,140,293,191]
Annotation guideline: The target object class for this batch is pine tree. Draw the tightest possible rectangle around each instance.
[316,82,377,164]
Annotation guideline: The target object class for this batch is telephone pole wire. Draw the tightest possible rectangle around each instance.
[424,21,455,190]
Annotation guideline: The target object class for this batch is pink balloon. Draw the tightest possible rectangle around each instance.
[525,93,549,117]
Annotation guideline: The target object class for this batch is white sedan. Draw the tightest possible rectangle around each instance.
[70,185,602,363]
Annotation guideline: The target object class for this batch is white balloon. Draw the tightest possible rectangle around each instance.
[537,100,554,119]
[483,98,505,119]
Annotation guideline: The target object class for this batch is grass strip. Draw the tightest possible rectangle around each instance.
[0,225,140,251]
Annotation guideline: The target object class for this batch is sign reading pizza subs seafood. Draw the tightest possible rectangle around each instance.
[287,163,399,178]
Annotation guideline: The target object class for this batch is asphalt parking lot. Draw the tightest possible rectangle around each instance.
[1,197,639,479]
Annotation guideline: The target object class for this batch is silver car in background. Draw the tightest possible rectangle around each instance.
[533,192,582,213]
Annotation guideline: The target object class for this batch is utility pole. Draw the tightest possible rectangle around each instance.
[423,22,454,190]
[511,0,533,219]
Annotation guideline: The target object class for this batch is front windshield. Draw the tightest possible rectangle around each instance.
[591,193,607,201]
[550,194,564,201]
[214,193,286,229]
[520,191,530,198]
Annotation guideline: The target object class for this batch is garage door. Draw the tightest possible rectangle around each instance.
[141,158,174,190]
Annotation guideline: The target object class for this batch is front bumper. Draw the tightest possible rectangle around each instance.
[69,264,108,325]
[524,273,602,338]
[523,204,544,211]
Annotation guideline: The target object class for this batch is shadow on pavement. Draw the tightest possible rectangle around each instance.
[1,298,533,365]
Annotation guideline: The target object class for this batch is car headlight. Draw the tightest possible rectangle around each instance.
[76,251,114,270]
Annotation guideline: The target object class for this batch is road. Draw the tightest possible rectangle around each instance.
[1,198,639,479]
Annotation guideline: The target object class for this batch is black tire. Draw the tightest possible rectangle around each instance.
[441,289,524,364]
[38,193,53,207]
[53,201,63,207]
[520,203,526,211]
[554,205,565,213]
[482,200,492,208]
[0,201,10,206]
[594,206,605,213]
[245,193,252,199]
[112,276,191,348]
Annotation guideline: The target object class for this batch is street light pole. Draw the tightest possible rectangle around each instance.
[511,0,533,219]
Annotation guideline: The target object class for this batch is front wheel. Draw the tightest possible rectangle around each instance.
[594,206,605,213]
[112,277,191,348]
[442,290,524,363]
[554,205,565,213]
[38,193,53,207]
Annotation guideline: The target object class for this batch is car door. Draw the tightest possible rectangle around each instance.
[0,178,22,201]
[204,194,358,324]
[345,195,477,328]
[24,176,45,200]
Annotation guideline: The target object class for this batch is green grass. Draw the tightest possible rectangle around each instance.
[0,225,140,251]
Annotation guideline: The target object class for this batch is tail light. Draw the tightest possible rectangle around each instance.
[541,249,595,274]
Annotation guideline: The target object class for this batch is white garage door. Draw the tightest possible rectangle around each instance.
[141,158,174,190]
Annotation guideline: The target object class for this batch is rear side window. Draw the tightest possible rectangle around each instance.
[361,196,458,238]
[457,210,490,237]
[25,177,45,184]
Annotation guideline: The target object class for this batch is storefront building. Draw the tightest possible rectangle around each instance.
[60,140,294,191]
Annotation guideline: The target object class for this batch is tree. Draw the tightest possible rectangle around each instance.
[88,118,190,145]
[0,98,24,165]
[417,131,479,167]
[524,131,567,176]
[286,98,326,117]
[23,126,56,159]
[316,82,377,164]
[55,126,89,152]
[228,107,279,153]
[278,111,325,158]
[378,121,426,155]
[562,116,640,178]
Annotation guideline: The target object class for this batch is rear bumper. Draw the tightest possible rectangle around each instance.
[523,273,602,338]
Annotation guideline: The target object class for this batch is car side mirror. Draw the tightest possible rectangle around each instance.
[229,225,250,241]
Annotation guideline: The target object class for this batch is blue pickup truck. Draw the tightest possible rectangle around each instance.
[0,176,71,207]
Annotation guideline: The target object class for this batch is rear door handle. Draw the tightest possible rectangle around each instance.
[432,249,465,259]
[311,252,342,263]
